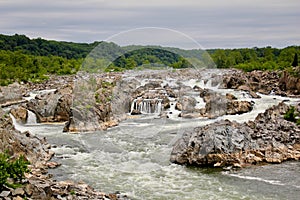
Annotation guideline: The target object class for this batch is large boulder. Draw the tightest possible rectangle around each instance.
[64,74,124,132]
[200,89,253,118]
[0,82,27,106]
[279,69,300,95]
[170,102,300,167]
[26,85,72,123]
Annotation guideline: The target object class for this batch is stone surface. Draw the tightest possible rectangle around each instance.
[0,107,130,200]
[26,84,72,123]
[10,106,28,123]
[200,88,253,118]
[222,68,300,97]
[171,102,300,168]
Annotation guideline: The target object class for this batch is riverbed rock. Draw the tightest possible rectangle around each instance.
[222,69,300,97]
[279,68,300,95]
[170,102,300,168]
[10,106,28,123]
[0,82,27,107]
[1,107,130,200]
[64,73,126,132]
[26,84,72,123]
[200,89,254,118]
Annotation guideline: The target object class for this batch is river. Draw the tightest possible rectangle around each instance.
[11,69,300,200]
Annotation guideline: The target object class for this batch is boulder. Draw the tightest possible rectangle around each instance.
[26,85,72,123]
[10,106,28,123]
[171,102,300,168]
[226,93,237,100]
[226,101,253,115]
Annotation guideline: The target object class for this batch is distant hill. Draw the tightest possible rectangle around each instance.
[0,33,299,85]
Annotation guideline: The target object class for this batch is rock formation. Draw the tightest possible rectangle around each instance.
[26,84,72,123]
[222,68,300,97]
[0,108,129,199]
[199,88,253,118]
[170,102,300,168]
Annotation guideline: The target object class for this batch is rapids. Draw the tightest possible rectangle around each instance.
[11,69,300,200]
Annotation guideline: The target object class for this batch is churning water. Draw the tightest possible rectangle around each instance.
[11,69,300,200]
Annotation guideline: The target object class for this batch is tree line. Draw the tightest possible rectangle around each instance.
[0,34,299,86]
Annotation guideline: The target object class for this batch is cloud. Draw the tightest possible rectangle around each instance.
[0,0,299,48]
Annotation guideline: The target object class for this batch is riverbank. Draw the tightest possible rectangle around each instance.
[0,108,129,199]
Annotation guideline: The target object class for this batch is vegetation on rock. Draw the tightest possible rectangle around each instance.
[0,152,30,189]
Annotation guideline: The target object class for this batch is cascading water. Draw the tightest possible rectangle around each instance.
[26,110,37,124]
[9,69,300,200]
[130,98,163,114]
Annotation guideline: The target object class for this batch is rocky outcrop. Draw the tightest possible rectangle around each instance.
[222,68,300,97]
[0,82,27,107]
[64,73,124,132]
[279,68,300,95]
[200,88,253,118]
[170,102,300,168]
[0,108,129,200]
[10,106,28,123]
[26,85,72,123]
[0,109,53,166]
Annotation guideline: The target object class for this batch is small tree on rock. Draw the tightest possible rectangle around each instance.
[292,53,298,67]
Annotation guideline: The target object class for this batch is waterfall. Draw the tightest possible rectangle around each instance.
[26,110,37,124]
[131,98,162,114]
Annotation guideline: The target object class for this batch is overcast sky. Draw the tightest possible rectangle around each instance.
[1,0,299,49]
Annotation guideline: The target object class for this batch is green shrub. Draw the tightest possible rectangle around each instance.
[0,152,30,188]
[284,106,299,123]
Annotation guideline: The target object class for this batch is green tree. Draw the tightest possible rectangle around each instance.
[292,53,298,67]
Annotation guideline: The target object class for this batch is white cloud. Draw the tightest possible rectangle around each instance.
[0,0,299,48]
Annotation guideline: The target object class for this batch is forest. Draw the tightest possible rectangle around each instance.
[0,33,299,86]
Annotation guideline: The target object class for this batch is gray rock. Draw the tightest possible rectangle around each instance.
[12,188,25,196]
[171,102,300,167]
[0,190,11,197]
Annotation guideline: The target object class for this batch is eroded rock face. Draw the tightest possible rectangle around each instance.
[10,106,28,123]
[64,73,125,132]
[0,109,52,166]
[0,108,129,200]
[26,85,72,123]
[279,68,300,95]
[170,102,300,167]
[200,88,254,118]
[222,69,300,97]
[0,82,27,107]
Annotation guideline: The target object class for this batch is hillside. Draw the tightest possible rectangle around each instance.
[0,33,299,86]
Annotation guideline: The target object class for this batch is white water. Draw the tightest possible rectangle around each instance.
[130,98,163,114]
[10,69,300,200]
[26,110,37,124]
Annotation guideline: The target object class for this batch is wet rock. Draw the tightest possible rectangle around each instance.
[0,191,11,198]
[249,91,261,98]
[226,100,253,115]
[131,109,141,115]
[237,85,250,91]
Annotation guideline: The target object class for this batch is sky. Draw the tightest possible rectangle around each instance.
[0,0,299,49]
